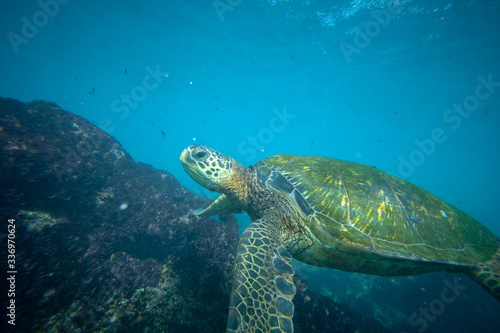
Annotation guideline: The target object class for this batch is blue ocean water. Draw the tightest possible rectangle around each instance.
[1,0,500,332]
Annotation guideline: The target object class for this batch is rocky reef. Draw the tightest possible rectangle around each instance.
[0,97,389,332]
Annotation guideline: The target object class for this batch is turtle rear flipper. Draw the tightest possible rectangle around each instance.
[468,239,500,301]
[227,213,296,332]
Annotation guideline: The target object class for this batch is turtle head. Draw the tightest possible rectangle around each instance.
[180,145,237,193]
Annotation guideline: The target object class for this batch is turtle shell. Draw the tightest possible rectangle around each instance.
[255,154,498,265]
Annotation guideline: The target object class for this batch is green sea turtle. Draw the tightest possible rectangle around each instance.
[180,145,500,332]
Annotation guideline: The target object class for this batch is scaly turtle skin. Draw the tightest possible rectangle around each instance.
[180,145,500,332]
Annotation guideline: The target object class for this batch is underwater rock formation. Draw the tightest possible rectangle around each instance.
[0,97,389,332]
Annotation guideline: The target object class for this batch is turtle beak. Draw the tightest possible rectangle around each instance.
[180,148,191,164]
[180,147,205,183]
[180,148,196,172]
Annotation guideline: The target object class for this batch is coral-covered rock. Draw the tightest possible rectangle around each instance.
[0,97,237,332]
[0,97,389,332]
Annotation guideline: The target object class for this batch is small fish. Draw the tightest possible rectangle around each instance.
[151,120,167,138]
[86,87,95,95]
[155,125,166,138]
[124,68,127,75]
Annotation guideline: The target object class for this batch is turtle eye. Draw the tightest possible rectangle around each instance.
[194,151,207,159]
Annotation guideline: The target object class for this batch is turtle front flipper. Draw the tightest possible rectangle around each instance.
[196,194,244,217]
[227,213,296,333]
[194,194,243,216]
